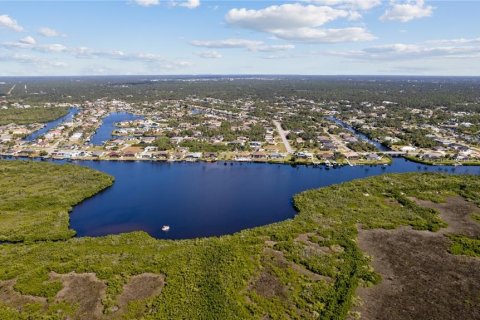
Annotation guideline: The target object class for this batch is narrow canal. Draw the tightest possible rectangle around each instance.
[90,112,144,145]
[24,107,79,141]
[326,116,390,151]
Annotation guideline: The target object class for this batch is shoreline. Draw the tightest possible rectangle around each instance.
[403,155,480,166]
[0,153,394,168]
[3,152,479,168]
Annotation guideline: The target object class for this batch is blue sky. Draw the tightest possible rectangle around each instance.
[0,0,479,76]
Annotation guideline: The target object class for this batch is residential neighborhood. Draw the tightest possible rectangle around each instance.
[1,94,479,165]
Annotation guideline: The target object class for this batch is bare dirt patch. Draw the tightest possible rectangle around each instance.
[0,279,46,310]
[250,268,287,300]
[115,273,165,313]
[355,226,480,320]
[51,271,106,320]
[410,196,480,237]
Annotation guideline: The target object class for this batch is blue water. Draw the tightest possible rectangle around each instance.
[327,116,390,151]
[90,112,144,145]
[16,110,480,240]
[24,107,79,141]
[68,158,480,240]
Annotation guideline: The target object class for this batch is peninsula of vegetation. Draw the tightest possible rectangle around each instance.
[0,160,114,242]
[0,107,69,126]
[0,160,478,319]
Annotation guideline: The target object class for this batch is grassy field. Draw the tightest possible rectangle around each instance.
[0,107,69,125]
[0,160,479,319]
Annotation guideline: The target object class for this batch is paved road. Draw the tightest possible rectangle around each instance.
[273,120,293,154]
[7,84,16,95]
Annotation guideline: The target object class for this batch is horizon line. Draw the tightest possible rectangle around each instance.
[1,74,480,78]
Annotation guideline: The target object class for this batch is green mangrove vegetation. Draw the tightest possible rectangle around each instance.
[0,160,114,242]
[0,107,69,125]
[0,160,479,319]
[448,235,480,257]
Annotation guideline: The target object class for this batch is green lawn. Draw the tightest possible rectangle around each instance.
[0,160,479,319]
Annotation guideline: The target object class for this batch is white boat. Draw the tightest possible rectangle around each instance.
[161,225,170,232]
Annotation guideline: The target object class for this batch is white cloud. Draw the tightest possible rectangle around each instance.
[381,0,433,22]
[329,37,480,60]
[179,0,200,9]
[72,47,192,69]
[426,37,480,46]
[135,0,200,8]
[261,53,298,60]
[38,27,65,37]
[37,43,68,53]
[0,53,67,68]
[308,0,382,10]
[196,50,222,59]
[0,14,23,32]
[19,36,36,45]
[191,38,295,52]
[271,27,375,42]
[226,4,349,31]
[225,3,374,43]
[1,38,191,70]
[191,38,263,49]
[1,40,67,53]
[134,0,160,7]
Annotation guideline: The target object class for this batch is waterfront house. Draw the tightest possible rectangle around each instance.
[123,151,137,158]
[366,153,382,161]
[122,146,143,158]
[152,151,170,160]
[296,151,313,159]
[422,152,444,160]
[344,152,360,160]
[270,152,285,159]
[173,152,184,160]
[91,151,104,158]
[317,152,335,160]
[400,146,416,153]
[140,152,153,159]
[204,152,218,160]
[251,151,268,159]
[186,152,203,159]
[16,149,35,157]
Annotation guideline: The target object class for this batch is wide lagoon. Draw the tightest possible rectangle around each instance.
[67,158,480,240]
